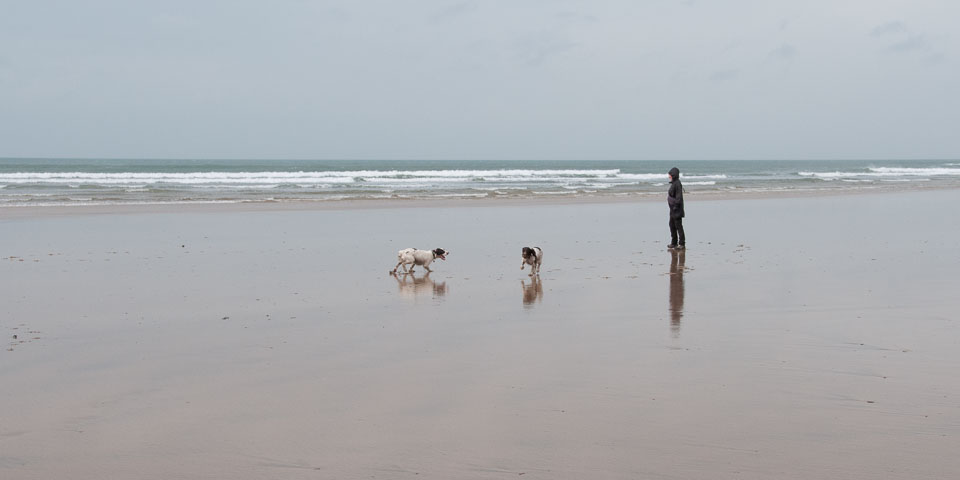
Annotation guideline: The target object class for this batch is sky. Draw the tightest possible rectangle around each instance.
[1,0,957,160]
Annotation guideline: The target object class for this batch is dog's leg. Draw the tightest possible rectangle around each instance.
[521,261,526,271]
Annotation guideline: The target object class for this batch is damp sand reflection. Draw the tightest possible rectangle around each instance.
[521,276,543,308]
[669,248,686,337]
[391,272,447,300]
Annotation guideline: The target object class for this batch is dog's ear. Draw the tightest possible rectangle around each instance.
[522,247,531,256]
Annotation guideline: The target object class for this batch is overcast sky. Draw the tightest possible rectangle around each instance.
[1,0,957,160]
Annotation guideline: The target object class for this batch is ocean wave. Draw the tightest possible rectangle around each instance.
[560,183,619,190]
[799,167,960,179]
[613,173,671,181]
[0,169,734,187]
[533,191,577,195]
[469,186,532,191]
[615,173,726,181]
[433,193,489,198]
[190,184,285,189]
[869,167,960,176]
[798,171,869,179]
[0,169,621,183]
[682,174,727,180]
[0,199,246,208]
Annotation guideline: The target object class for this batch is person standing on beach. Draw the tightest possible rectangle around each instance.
[667,167,685,249]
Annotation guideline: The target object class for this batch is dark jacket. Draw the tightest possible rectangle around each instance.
[667,167,684,219]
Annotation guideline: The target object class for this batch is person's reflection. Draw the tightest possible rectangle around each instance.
[669,248,686,337]
[391,272,447,300]
[521,276,543,308]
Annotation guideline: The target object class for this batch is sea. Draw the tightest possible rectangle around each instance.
[1,158,958,207]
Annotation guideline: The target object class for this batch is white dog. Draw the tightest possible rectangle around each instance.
[521,246,543,276]
[391,248,448,274]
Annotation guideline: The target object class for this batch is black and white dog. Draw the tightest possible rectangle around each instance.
[521,247,543,276]
[391,248,448,274]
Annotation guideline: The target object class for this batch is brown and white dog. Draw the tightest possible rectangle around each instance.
[521,247,543,276]
[391,248,448,274]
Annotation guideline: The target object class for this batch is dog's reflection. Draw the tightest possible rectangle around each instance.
[669,248,686,337]
[391,272,447,299]
[521,275,543,308]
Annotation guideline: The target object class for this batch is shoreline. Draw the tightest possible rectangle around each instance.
[2,183,957,218]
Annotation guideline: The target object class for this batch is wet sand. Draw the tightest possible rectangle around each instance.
[1,190,959,479]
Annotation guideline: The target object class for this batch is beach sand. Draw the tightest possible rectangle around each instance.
[1,190,958,479]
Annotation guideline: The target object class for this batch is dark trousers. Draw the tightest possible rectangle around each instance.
[669,217,685,246]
